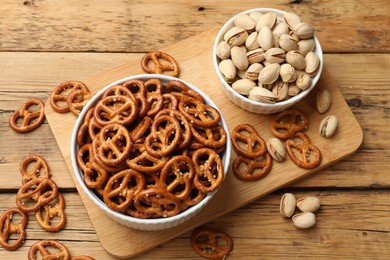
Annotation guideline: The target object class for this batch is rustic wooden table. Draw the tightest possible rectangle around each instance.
[1,1,389,259]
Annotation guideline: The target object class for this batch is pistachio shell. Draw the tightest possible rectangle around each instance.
[284,12,302,31]
[237,69,248,79]
[272,21,289,37]
[292,212,316,229]
[234,13,256,31]
[218,59,236,84]
[279,34,298,52]
[245,31,260,51]
[231,46,249,71]
[249,11,263,23]
[255,11,277,31]
[296,196,321,212]
[248,87,277,103]
[297,39,315,56]
[280,193,296,217]
[265,47,286,64]
[258,63,280,84]
[216,41,231,60]
[271,80,289,101]
[295,22,314,39]
[305,51,320,76]
[315,88,332,113]
[247,48,265,64]
[280,63,296,83]
[245,63,264,81]
[286,50,306,70]
[258,26,274,51]
[224,26,248,46]
[295,73,312,90]
[288,83,301,96]
[232,78,256,95]
[319,115,338,137]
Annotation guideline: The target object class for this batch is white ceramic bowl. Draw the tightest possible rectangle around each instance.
[70,74,231,231]
[213,8,323,114]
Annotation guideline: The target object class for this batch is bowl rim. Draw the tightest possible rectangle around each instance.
[212,7,323,109]
[70,74,231,226]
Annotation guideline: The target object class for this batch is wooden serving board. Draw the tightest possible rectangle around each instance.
[45,27,363,258]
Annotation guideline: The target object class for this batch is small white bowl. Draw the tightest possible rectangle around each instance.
[70,74,231,231]
[213,8,323,114]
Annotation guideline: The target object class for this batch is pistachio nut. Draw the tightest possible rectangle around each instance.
[258,26,274,51]
[267,137,287,161]
[305,51,320,77]
[284,12,302,31]
[280,63,296,83]
[234,13,256,32]
[247,48,265,64]
[249,11,263,23]
[286,50,306,70]
[245,31,260,51]
[245,63,264,81]
[219,59,236,84]
[292,212,316,229]
[255,11,277,31]
[231,46,249,71]
[294,22,314,39]
[216,41,231,60]
[297,38,315,56]
[237,69,248,79]
[248,87,277,103]
[288,83,301,96]
[258,63,280,85]
[315,88,332,113]
[272,21,289,38]
[295,73,312,90]
[271,80,289,101]
[232,78,256,95]
[279,34,298,52]
[296,196,321,213]
[280,193,296,218]
[319,115,338,137]
[224,26,248,46]
[265,47,286,64]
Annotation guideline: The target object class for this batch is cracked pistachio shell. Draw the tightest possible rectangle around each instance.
[224,26,248,47]
[249,11,264,23]
[231,46,249,71]
[248,87,277,103]
[216,41,231,60]
[234,13,256,31]
[280,193,296,217]
[279,34,298,52]
[255,11,277,31]
[245,63,264,81]
[258,26,274,51]
[286,50,306,70]
[258,63,280,85]
[298,38,315,56]
[265,47,286,64]
[315,88,332,113]
[319,115,338,137]
[272,80,289,101]
[232,79,256,95]
[247,48,265,64]
[284,12,302,31]
[295,22,314,39]
[219,59,236,84]
[295,73,312,90]
[292,212,316,229]
[288,83,301,96]
[246,31,260,51]
[297,196,321,213]
[305,51,320,77]
[280,63,296,83]
[273,21,289,37]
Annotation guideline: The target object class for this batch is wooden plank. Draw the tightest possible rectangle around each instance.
[0,52,389,190]
[43,28,362,257]
[0,0,389,53]
[0,190,389,259]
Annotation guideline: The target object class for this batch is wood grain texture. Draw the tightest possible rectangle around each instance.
[0,190,389,259]
[0,0,389,53]
[42,28,362,257]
